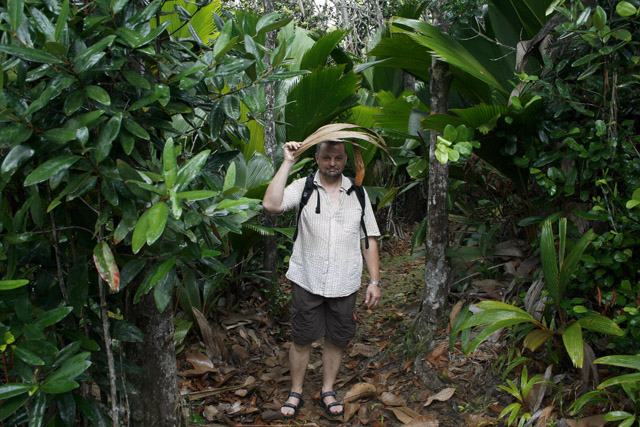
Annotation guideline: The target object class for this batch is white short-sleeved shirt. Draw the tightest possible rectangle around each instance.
[281,172,380,298]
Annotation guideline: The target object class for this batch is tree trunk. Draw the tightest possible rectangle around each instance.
[263,0,279,282]
[414,1,452,346]
[128,292,181,426]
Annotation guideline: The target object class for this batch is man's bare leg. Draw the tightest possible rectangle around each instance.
[321,340,344,414]
[281,342,311,417]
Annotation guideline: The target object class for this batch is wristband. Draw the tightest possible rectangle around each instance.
[368,280,380,287]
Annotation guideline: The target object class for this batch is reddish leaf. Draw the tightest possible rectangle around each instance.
[93,241,120,292]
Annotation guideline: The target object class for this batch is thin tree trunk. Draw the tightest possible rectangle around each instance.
[128,292,180,426]
[263,0,279,281]
[414,1,452,346]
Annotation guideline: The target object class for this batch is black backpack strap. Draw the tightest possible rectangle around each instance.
[346,178,369,249]
[293,173,319,242]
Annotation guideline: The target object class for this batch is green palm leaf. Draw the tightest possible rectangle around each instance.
[390,18,508,94]
[159,0,221,45]
[285,65,359,142]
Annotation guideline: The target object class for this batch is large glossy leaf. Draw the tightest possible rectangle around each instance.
[28,391,46,427]
[13,345,45,365]
[94,114,122,164]
[0,279,29,290]
[131,201,169,253]
[45,352,91,384]
[73,35,116,72]
[523,329,554,351]
[23,155,79,186]
[557,227,595,298]
[300,29,346,70]
[163,138,178,189]
[285,65,359,142]
[134,258,176,303]
[594,355,640,370]
[455,308,535,332]
[93,241,120,292]
[540,218,560,305]
[0,44,63,64]
[577,314,623,336]
[154,266,175,313]
[598,373,640,389]
[391,18,508,94]
[32,307,73,329]
[562,322,584,368]
[175,150,211,191]
[0,383,32,400]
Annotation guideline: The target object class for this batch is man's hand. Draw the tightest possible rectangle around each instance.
[283,141,301,163]
[364,283,381,309]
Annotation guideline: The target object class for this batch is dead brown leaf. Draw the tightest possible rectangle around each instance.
[464,413,497,426]
[349,342,379,358]
[448,300,465,333]
[344,382,377,403]
[203,405,220,421]
[564,415,607,427]
[424,388,456,407]
[343,402,361,423]
[358,403,373,425]
[405,415,440,427]
[388,406,422,424]
[184,350,217,375]
[380,391,406,407]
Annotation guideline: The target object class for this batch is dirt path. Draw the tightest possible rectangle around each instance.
[180,233,505,426]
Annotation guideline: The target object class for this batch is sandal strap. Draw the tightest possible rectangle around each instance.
[320,391,336,398]
[327,402,343,409]
[289,391,303,400]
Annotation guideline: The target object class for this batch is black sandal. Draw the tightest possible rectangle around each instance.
[319,391,344,417]
[281,391,304,419]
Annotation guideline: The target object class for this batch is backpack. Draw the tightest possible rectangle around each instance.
[293,173,370,249]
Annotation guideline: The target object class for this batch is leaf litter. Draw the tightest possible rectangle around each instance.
[178,228,534,426]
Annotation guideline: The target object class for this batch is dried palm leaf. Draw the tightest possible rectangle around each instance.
[293,124,395,185]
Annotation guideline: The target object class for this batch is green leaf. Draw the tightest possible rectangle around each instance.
[112,320,144,342]
[213,20,237,59]
[176,150,210,191]
[45,352,91,385]
[131,202,168,253]
[40,379,79,394]
[562,322,584,368]
[122,70,151,89]
[176,190,218,201]
[598,373,640,389]
[85,85,111,105]
[154,267,174,313]
[28,391,46,427]
[9,0,24,31]
[123,119,150,140]
[94,114,122,164]
[24,155,80,186]
[93,242,120,293]
[593,6,607,29]
[0,279,29,290]
[540,218,560,305]
[523,329,554,351]
[55,0,69,42]
[256,13,293,35]
[595,355,640,370]
[577,314,623,336]
[125,0,162,26]
[0,44,63,64]
[45,128,78,145]
[163,138,177,189]
[32,307,73,329]
[13,344,45,366]
[0,383,32,400]
[133,258,176,303]
[616,1,637,17]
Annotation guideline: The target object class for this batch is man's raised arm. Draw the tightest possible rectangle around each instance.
[262,141,301,214]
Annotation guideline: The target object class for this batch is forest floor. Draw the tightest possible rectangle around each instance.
[178,226,516,427]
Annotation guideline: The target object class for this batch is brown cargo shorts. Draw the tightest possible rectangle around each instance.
[290,282,358,348]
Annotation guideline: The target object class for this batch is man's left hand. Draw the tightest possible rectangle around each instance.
[364,283,381,309]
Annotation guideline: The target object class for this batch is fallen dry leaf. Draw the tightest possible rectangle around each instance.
[343,401,360,423]
[388,406,422,424]
[424,388,456,407]
[405,415,440,427]
[358,403,372,425]
[350,342,379,358]
[464,413,497,426]
[344,382,377,403]
[564,415,607,427]
[184,350,217,375]
[380,391,406,407]
[203,405,219,421]
[448,300,465,333]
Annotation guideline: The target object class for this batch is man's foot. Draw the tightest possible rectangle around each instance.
[319,391,344,417]
[281,392,304,419]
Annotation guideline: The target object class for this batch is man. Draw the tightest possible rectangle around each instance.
[262,140,381,419]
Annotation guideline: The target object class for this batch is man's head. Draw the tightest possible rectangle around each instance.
[315,140,347,181]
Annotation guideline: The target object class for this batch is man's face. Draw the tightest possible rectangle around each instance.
[315,143,347,180]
